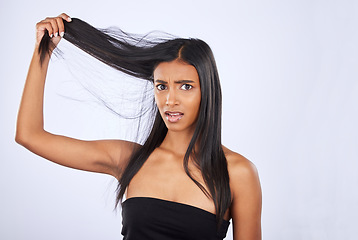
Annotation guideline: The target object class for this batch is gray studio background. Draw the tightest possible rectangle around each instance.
[1,0,357,239]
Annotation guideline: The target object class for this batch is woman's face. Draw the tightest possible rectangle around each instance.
[153,59,201,134]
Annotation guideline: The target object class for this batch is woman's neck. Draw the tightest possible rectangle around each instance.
[160,129,195,156]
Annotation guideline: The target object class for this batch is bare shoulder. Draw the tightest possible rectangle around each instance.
[223,146,259,182]
[222,145,261,207]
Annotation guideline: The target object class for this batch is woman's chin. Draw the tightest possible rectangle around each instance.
[164,122,197,134]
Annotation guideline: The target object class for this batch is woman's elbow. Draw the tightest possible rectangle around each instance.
[15,129,29,146]
[15,128,39,148]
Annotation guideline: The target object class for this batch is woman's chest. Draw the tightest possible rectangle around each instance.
[125,151,216,214]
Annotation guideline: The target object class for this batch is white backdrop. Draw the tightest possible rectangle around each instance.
[1,0,357,239]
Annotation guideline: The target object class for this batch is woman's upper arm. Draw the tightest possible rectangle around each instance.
[16,131,138,179]
[228,154,262,240]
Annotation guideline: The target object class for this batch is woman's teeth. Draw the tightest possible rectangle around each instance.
[166,112,183,122]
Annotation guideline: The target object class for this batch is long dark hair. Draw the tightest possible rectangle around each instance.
[39,18,231,227]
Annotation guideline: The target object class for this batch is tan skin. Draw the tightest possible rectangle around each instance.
[16,13,262,239]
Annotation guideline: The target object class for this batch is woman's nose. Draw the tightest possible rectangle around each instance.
[165,89,179,106]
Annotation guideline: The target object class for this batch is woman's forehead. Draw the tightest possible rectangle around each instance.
[153,60,199,82]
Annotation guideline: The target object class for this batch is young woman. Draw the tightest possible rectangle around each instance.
[16,13,262,240]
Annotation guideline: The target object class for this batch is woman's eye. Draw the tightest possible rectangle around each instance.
[156,84,166,91]
[180,84,193,90]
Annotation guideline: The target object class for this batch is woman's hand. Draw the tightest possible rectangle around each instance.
[35,13,72,48]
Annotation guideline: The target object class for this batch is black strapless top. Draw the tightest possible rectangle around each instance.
[121,197,230,240]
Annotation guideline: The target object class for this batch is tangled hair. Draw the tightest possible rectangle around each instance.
[39,18,231,228]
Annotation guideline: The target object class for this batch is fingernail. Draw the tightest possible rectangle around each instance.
[68,17,72,22]
[50,33,53,38]
[54,32,58,38]
[60,32,64,38]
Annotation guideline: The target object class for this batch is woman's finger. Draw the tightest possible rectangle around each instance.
[58,13,72,23]
[55,17,65,38]
[36,21,53,38]
[48,18,59,38]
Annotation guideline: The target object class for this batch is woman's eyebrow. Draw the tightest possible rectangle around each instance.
[154,79,195,84]
[154,79,167,84]
[175,80,195,84]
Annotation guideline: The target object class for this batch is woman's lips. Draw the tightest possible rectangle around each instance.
[165,111,184,123]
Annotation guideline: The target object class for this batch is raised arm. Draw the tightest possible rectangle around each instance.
[15,14,137,179]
